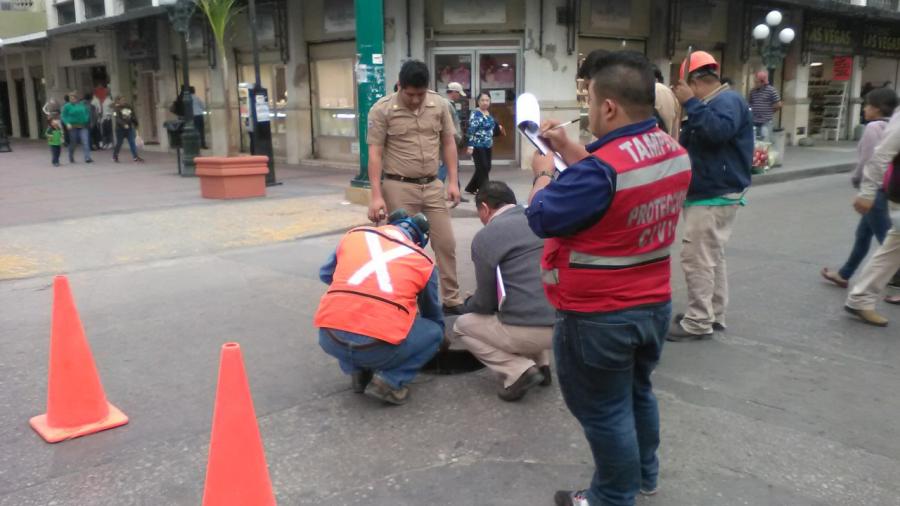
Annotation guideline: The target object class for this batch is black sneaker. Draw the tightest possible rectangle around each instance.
[539,365,552,387]
[133,157,144,163]
[364,376,409,405]
[640,485,659,496]
[554,489,589,506]
[113,154,119,163]
[351,370,373,394]
[85,159,93,164]
[498,366,544,402]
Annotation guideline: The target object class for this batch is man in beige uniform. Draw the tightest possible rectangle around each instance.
[366,60,464,312]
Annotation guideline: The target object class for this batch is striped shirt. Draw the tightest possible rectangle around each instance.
[749,84,781,124]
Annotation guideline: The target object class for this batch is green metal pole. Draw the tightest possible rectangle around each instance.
[351,0,386,188]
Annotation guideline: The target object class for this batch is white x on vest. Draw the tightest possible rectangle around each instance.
[347,232,416,293]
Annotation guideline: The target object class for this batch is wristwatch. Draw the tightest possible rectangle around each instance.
[533,170,554,185]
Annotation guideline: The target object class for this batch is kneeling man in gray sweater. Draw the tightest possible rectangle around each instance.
[453,181,555,401]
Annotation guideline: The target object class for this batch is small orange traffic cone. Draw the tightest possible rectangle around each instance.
[29,276,128,443]
[202,343,276,506]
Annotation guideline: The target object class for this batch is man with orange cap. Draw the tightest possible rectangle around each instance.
[315,209,444,405]
[749,70,783,142]
[669,51,754,342]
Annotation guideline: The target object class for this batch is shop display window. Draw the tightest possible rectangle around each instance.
[313,58,357,138]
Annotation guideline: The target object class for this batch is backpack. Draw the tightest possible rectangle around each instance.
[653,108,668,134]
[887,152,900,204]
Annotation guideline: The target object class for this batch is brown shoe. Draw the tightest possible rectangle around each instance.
[821,268,849,288]
[844,306,888,327]
[498,366,545,402]
[364,376,409,405]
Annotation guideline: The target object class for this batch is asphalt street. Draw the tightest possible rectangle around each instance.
[1,168,899,505]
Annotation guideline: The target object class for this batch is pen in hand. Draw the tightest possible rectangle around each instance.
[542,117,582,133]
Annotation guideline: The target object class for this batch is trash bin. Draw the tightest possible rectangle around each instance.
[164,120,185,149]
[771,128,786,167]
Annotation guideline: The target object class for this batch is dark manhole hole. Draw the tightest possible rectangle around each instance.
[422,348,486,375]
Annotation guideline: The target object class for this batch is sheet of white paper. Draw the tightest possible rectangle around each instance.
[515,93,567,172]
[496,266,506,311]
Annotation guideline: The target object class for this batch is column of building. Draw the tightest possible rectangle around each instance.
[284,0,312,164]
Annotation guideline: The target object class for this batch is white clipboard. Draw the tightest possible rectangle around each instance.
[516,92,567,172]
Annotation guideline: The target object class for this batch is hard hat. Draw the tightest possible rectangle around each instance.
[680,51,720,81]
[388,209,430,248]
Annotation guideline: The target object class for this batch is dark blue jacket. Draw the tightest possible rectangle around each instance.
[679,89,754,200]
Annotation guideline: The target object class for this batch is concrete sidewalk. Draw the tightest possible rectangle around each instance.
[0,138,859,281]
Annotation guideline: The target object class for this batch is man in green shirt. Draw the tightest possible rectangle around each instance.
[61,92,93,163]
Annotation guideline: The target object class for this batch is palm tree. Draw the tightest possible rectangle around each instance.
[196,0,241,155]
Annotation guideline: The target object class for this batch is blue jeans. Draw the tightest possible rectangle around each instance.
[318,316,443,390]
[67,127,92,162]
[839,191,891,280]
[50,145,61,165]
[554,302,671,506]
[114,127,138,159]
[754,121,772,142]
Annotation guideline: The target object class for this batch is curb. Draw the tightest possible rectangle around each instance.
[752,163,854,186]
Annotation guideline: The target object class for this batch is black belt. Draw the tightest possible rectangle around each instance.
[325,328,388,350]
[384,173,436,185]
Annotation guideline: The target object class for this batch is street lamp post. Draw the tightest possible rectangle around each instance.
[246,0,278,186]
[167,0,201,176]
[0,38,11,153]
[752,10,796,84]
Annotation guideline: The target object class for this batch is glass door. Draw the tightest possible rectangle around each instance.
[432,47,521,162]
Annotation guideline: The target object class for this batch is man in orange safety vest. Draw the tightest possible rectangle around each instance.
[315,209,444,405]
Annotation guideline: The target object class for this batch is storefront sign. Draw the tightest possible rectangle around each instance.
[832,56,852,81]
[804,15,855,55]
[70,45,96,61]
[862,24,900,59]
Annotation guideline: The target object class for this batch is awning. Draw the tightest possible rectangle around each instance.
[46,6,168,37]
[1,31,48,46]
[760,0,900,20]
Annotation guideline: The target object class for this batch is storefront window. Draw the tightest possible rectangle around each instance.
[313,58,356,138]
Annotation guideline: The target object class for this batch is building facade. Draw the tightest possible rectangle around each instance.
[2,0,900,165]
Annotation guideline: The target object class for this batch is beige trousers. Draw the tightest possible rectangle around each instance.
[452,313,553,388]
[680,205,739,334]
[846,227,900,310]
[382,178,462,306]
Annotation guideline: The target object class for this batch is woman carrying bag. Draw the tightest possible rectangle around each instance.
[465,92,505,195]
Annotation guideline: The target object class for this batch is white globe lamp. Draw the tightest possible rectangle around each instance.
[753,24,771,40]
[779,28,795,44]
[766,10,783,27]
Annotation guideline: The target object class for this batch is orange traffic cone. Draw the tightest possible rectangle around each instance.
[29,276,128,443]
[202,343,276,506]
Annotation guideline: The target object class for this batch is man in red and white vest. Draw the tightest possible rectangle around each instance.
[315,210,444,405]
[526,51,691,506]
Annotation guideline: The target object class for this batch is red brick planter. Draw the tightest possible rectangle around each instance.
[195,156,269,200]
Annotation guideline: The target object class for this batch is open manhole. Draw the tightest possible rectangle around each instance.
[421,348,486,375]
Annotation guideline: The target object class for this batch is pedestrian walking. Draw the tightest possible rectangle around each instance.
[822,88,899,290]
[87,93,102,151]
[845,107,900,326]
[190,86,208,149]
[45,118,63,167]
[61,91,93,163]
[437,82,469,202]
[452,181,554,402]
[748,70,782,142]
[465,92,504,194]
[112,96,144,163]
[100,94,114,149]
[314,210,443,405]
[526,51,692,506]
[667,51,753,342]
[365,60,465,314]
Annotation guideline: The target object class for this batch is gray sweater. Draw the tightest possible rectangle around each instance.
[463,205,556,326]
